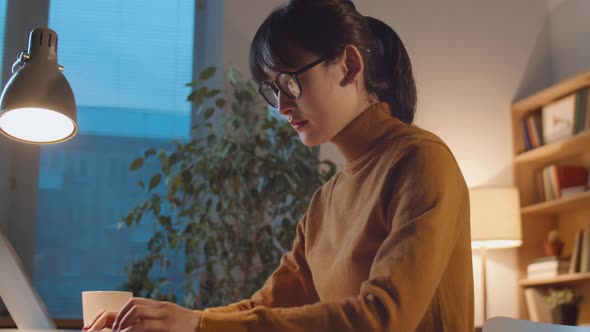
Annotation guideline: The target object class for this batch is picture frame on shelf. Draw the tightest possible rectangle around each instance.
[542,94,575,145]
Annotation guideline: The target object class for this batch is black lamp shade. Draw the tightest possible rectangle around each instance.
[0,28,77,144]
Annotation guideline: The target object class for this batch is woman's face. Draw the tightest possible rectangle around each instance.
[261,48,367,147]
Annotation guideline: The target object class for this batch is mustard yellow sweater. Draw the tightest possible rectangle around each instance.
[200,102,474,331]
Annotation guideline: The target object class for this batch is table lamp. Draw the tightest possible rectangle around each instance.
[470,186,522,321]
[0,27,77,329]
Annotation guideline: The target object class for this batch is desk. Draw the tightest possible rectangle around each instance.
[0,316,82,330]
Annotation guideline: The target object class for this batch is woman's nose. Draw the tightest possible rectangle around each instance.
[277,90,294,115]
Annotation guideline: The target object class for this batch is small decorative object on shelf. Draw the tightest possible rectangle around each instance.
[545,288,582,326]
[545,230,564,257]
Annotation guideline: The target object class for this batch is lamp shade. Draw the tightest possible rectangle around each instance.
[470,187,522,249]
[0,28,77,144]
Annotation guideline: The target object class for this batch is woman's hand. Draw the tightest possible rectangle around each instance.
[84,297,202,332]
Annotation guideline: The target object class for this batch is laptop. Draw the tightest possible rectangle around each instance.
[0,232,55,330]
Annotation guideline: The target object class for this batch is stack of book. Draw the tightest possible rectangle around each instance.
[535,164,589,202]
[527,256,570,280]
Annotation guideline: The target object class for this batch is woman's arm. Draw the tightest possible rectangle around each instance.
[204,213,320,313]
[199,141,472,331]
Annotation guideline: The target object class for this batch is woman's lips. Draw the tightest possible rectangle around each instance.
[291,120,308,131]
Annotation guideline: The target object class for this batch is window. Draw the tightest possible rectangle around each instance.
[33,0,195,318]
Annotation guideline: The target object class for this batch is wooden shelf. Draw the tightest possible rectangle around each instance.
[514,130,590,167]
[520,272,590,287]
[521,191,590,216]
[512,69,590,118]
[513,70,590,321]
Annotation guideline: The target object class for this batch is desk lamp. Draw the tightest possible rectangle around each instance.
[0,27,77,329]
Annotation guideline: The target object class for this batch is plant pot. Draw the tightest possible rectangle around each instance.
[544,241,564,257]
[558,304,579,326]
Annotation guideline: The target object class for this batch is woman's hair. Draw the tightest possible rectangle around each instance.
[250,0,417,124]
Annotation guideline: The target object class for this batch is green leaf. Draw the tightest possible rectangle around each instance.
[188,87,208,104]
[215,98,226,108]
[138,180,145,190]
[124,213,134,226]
[207,89,220,98]
[158,150,167,161]
[199,67,217,81]
[144,148,157,158]
[204,107,215,119]
[181,170,192,184]
[130,158,144,170]
[149,173,162,191]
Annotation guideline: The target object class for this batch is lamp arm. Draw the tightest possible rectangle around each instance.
[11,51,30,74]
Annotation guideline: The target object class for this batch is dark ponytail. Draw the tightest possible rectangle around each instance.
[364,16,416,124]
[250,0,417,124]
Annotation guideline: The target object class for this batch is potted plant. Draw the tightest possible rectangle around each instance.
[546,288,583,325]
[119,67,336,308]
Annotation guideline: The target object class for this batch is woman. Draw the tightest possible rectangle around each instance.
[86,0,474,331]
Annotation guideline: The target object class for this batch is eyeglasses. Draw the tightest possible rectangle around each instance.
[258,56,328,108]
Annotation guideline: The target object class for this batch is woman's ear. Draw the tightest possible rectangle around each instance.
[339,44,365,87]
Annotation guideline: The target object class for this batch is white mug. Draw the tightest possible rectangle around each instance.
[82,291,133,331]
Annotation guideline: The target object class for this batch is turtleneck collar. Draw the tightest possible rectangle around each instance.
[330,102,407,166]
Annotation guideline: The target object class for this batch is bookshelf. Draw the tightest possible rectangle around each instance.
[521,191,590,216]
[512,69,590,324]
[519,272,590,287]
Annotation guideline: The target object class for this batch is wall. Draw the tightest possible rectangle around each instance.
[222,0,553,327]
[547,0,590,82]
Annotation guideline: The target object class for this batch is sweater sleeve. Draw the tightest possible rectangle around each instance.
[199,142,470,332]
[204,214,320,314]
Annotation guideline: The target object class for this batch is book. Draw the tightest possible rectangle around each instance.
[527,269,569,280]
[561,185,586,198]
[526,116,538,148]
[531,255,564,263]
[528,258,570,269]
[576,88,588,133]
[522,118,532,151]
[569,229,584,274]
[542,94,576,144]
[542,166,554,200]
[539,165,589,200]
[579,88,588,133]
[553,165,589,198]
[532,112,544,146]
[535,171,546,202]
[527,256,570,279]
[522,112,544,151]
[580,221,590,272]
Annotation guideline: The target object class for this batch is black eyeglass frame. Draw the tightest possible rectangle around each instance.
[258,56,328,108]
